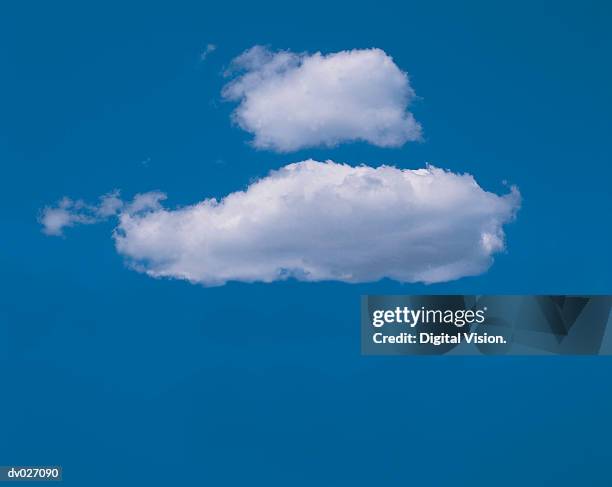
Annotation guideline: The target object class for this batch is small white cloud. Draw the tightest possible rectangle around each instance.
[39,198,89,236]
[96,192,123,217]
[222,47,422,152]
[125,191,167,214]
[200,43,216,61]
[111,161,519,286]
[40,190,123,236]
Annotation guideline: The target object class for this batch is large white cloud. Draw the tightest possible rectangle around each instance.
[222,47,422,152]
[109,160,520,286]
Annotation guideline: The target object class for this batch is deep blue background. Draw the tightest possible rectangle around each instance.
[1,1,611,485]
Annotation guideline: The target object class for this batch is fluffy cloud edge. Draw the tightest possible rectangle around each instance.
[39,190,166,236]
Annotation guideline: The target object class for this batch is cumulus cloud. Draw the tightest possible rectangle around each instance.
[109,160,519,286]
[222,47,422,152]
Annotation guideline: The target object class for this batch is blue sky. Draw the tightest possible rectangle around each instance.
[1,1,612,485]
